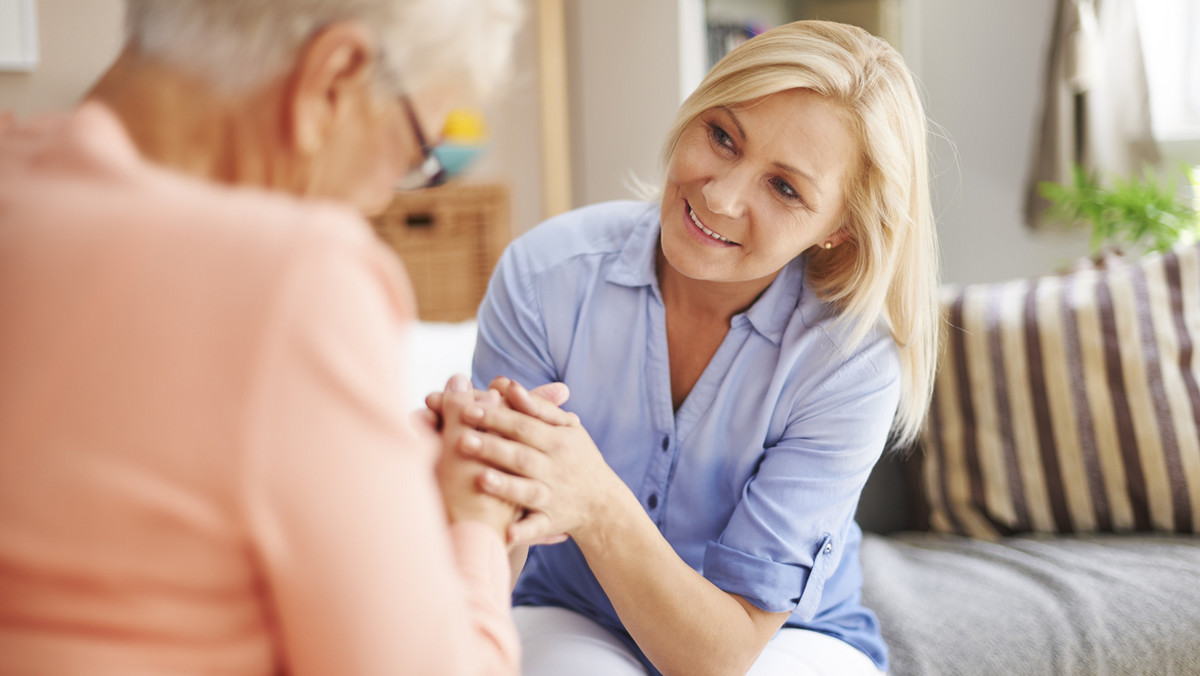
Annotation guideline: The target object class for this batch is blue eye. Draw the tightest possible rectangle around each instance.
[770,177,800,201]
[709,123,734,150]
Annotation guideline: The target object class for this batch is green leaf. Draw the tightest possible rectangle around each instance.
[1037,163,1199,256]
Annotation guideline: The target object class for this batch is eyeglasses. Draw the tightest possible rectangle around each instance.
[397,94,448,190]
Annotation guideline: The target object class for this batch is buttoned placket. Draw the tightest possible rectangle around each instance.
[637,282,756,530]
[640,285,677,529]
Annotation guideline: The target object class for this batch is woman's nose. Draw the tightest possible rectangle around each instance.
[700,167,748,220]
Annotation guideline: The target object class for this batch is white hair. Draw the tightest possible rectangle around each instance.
[124,0,523,97]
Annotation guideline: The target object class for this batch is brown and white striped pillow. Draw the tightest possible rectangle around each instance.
[920,243,1200,537]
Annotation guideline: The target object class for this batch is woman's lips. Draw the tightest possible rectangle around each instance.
[684,202,739,247]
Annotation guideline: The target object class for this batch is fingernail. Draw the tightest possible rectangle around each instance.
[448,374,469,393]
[462,432,481,452]
[464,406,484,421]
[482,469,501,489]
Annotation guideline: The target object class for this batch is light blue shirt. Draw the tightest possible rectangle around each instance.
[472,201,898,672]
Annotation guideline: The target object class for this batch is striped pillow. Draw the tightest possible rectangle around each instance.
[920,243,1200,537]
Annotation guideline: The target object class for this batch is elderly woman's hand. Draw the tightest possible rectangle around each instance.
[434,375,519,539]
[423,377,570,430]
[457,379,624,545]
[428,375,575,541]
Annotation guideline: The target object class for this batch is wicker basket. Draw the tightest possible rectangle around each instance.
[371,183,511,322]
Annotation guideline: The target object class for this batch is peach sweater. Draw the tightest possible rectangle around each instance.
[0,104,518,675]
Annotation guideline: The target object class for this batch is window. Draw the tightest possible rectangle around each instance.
[1137,0,1200,162]
[0,0,38,71]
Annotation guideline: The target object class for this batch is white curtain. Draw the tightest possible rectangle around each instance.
[1024,0,1161,227]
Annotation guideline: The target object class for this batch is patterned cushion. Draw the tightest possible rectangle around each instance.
[920,243,1200,537]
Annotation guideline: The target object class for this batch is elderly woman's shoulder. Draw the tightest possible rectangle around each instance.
[95,160,388,301]
[148,170,376,260]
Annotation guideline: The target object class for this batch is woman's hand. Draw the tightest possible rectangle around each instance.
[457,379,623,545]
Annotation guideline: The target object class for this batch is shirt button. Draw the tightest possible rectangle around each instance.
[647,494,659,509]
[661,436,670,451]
[823,542,833,555]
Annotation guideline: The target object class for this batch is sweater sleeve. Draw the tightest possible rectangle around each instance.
[239,220,519,676]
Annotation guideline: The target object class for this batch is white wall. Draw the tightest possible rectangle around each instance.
[905,0,1090,284]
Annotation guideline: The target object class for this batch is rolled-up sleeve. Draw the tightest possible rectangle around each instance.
[702,341,900,619]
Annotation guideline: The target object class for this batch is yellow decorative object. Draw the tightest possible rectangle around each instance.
[441,109,488,144]
[431,109,488,178]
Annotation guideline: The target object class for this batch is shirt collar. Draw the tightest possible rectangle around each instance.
[605,202,662,288]
[605,203,807,345]
[742,255,806,345]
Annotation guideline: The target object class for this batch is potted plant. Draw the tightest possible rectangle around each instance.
[1038,164,1200,260]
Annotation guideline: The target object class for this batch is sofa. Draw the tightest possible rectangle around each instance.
[407,241,1200,676]
[857,460,1200,675]
[856,243,1200,675]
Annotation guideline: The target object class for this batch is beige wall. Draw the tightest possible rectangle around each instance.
[564,0,686,206]
[0,0,123,116]
[0,0,1092,284]
[556,0,1096,285]
[465,7,545,236]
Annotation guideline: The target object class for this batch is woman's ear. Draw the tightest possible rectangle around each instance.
[285,21,377,156]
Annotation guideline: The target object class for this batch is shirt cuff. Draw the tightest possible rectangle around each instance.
[703,534,837,619]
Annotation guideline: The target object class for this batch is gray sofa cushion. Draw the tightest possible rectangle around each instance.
[861,532,1200,675]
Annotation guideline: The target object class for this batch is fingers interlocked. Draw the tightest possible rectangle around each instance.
[430,375,580,545]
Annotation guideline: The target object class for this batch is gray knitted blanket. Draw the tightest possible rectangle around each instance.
[860,533,1200,676]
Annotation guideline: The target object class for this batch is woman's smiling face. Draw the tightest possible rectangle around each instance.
[659,88,859,290]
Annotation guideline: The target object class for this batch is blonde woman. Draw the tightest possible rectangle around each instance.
[0,0,527,673]
[448,20,939,676]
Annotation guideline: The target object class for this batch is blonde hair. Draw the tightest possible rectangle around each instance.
[663,21,940,445]
[124,0,522,98]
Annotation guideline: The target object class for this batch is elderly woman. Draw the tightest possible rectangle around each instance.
[446,20,940,676]
[0,0,525,674]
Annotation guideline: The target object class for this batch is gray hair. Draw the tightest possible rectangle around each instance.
[124,0,523,97]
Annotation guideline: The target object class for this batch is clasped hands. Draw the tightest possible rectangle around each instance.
[425,374,615,548]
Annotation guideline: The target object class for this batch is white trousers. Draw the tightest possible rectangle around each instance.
[513,605,885,676]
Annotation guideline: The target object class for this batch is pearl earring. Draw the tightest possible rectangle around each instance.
[823,241,833,250]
